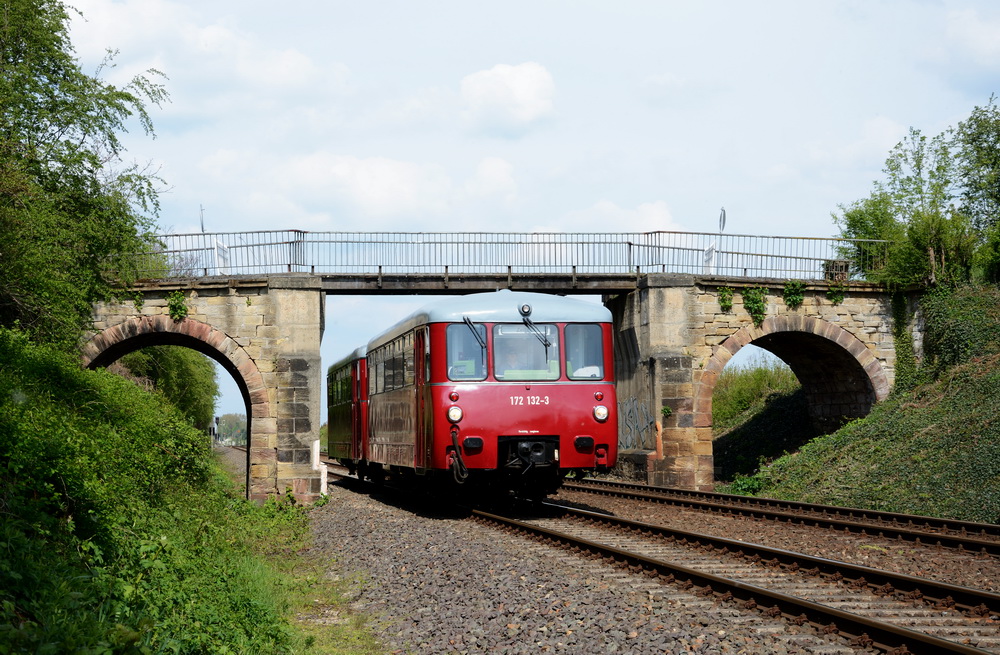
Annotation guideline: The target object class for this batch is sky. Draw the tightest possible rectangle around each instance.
[67,0,1000,417]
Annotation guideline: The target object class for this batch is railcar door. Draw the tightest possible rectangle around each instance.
[352,358,366,461]
[414,326,430,470]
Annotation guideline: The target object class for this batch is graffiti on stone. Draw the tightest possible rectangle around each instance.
[618,395,656,450]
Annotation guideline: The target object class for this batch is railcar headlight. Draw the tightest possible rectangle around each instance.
[593,405,609,422]
[447,405,464,423]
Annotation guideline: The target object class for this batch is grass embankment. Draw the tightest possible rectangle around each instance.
[715,285,1000,524]
[711,357,811,481]
[0,328,380,653]
[724,355,1000,522]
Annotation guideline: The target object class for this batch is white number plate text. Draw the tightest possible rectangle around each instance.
[510,395,550,406]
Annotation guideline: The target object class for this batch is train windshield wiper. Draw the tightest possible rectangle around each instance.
[522,316,551,348]
[463,316,487,350]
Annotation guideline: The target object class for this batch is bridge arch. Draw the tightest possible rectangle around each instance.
[697,315,891,434]
[80,315,270,494]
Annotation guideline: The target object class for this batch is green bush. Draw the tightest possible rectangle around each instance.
[0,328,310,653]
[120,345,220,431]
[920,284,1000,374]
[782,280,805,310]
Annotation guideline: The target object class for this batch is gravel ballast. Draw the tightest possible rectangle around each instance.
[308,484,868,654]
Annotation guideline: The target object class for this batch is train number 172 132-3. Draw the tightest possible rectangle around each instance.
[510,395,550,406]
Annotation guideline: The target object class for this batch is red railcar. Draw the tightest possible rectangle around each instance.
[327,290,618,496]
[325,346,367,468]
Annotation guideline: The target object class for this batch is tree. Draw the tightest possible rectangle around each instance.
[119,347,220,431]
[833,191,899,280]
[217,413,248,445]
[953,96,1000,282]
[835,127,975,287]
[0,0,168,348]
[954,95,1000,233]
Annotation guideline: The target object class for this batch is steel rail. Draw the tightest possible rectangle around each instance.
[564,480,1000,556]
[473,508,993,655]
[571,479,1000,538]
[541,501,1000,616]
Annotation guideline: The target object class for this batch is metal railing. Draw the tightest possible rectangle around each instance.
[118,230,887,282]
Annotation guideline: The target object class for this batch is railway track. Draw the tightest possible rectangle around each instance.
[476,502,1000,655]
[320,462,1000,652]
[563,478,1000,557]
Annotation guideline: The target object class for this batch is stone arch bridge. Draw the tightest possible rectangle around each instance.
[83,271,911,501]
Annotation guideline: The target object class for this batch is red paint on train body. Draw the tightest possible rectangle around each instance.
[328,291,618,496]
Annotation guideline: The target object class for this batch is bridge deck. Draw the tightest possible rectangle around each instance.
[131,272,880,296]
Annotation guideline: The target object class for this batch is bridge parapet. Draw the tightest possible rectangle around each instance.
[121,230,887,283]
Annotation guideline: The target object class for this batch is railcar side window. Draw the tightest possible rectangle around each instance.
[371,353,385,393]
[368,333,417,394]
[493,324,560,381]
[446,323,487,380]
[565,324,605,379]
[329,368,350,404]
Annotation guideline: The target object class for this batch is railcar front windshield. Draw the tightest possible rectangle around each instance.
[493,324,560,381]
[446,323,487,380]
[565,323,605,379]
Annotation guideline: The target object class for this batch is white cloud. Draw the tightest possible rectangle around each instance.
[184,23,331,91]
[806,116,907,169]
[551,200,683,233]
[639,71,692,103]
[365,86,458,130]
[643,72,687,89]
[70,0,350,109]
[70,0,187,60]
[191,150,525,228]
[239,191,331,229]
[273,154,454,219]
[328,156,453,217]
[464,157,517,203]
[947,9,1000,68]
[460,62,555,136]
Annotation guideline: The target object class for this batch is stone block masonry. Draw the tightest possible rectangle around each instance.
[83,271,912,496]
[608,274,910,490]
[83,275,325,502]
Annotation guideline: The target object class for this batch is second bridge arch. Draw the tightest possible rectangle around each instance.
[609,276,904,490]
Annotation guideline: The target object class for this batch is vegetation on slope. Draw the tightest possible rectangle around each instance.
[727,352,1000,523]
[0,328,379,653]
[0,3,382,651]
[719,285,1000,523]
[120,346,221,431]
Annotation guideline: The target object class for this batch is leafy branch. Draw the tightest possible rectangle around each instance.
[782,280,805,310]
[742,287,768,327]
[167,291,188,321]
[718,286,734,313]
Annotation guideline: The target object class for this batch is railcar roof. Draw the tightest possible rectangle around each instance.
[327,345,367,373]
[367,291,611,351]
